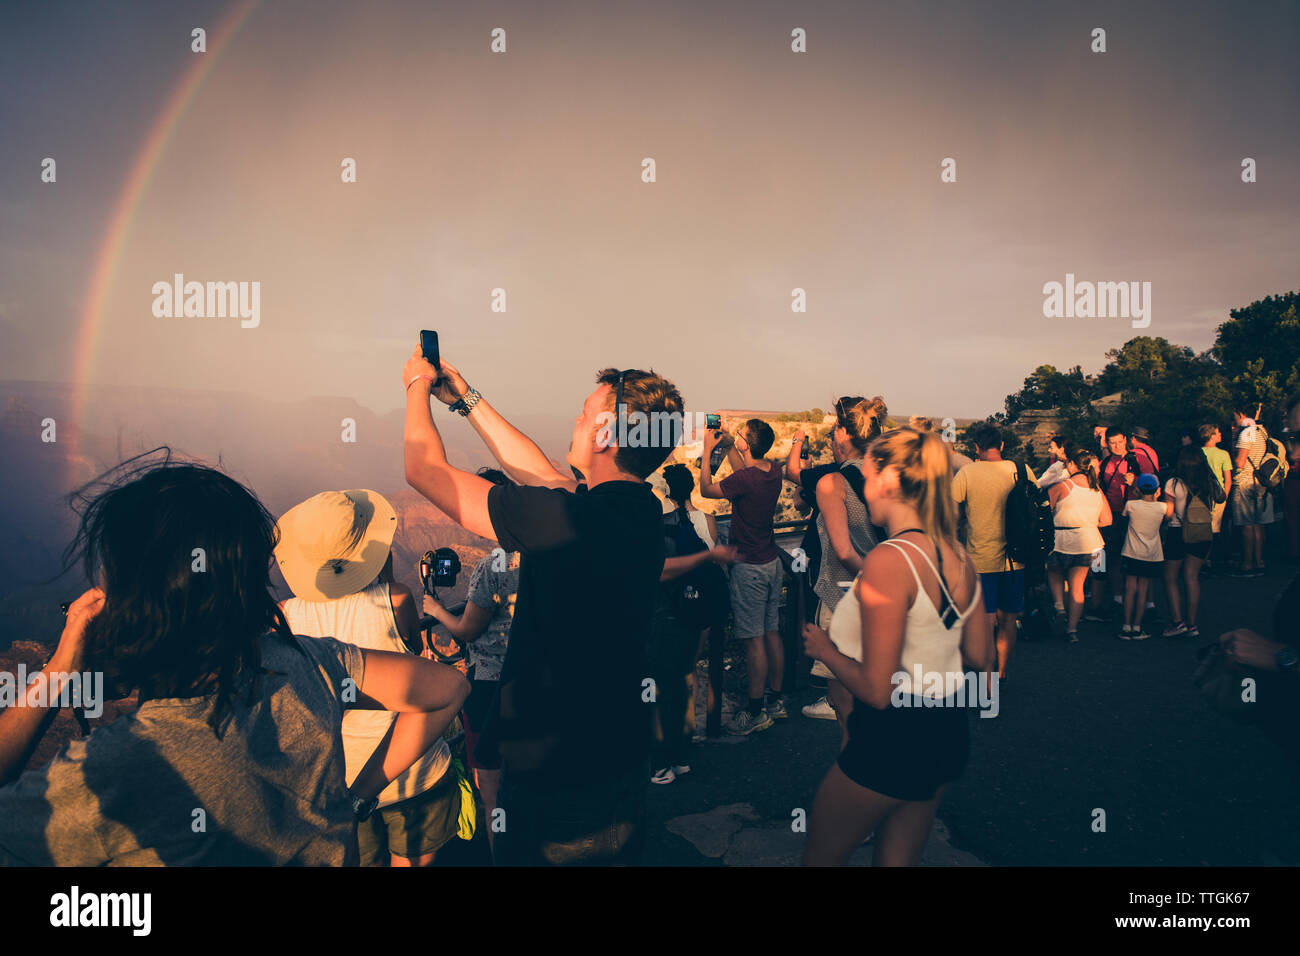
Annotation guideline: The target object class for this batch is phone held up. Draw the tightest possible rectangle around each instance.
[801,435,811,460]
[419,330,442,383]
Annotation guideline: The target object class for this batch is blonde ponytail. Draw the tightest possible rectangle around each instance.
[867,427,959,546]
[838,395,888,454]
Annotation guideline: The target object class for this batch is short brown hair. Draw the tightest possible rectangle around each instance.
[1198,423,1219,445]
[742,419,775,458]
[596,368,685,479]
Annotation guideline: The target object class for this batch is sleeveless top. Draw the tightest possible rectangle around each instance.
[1052,480,1105,555]
[282,579,451,808]
[688,509,716,550]
[828,537,981,698]
[814,459,878,611]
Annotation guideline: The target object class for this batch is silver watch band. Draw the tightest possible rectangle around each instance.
[455,386,483,416]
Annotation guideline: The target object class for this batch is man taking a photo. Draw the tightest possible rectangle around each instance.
[402,349,684,865]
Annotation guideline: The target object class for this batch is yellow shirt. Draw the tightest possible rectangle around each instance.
[952,459,1037,573]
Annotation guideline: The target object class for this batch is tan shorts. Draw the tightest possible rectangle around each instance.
[357,767,461,865]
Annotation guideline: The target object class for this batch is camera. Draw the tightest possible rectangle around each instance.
[420,547,461,591]
[705,413,721,430]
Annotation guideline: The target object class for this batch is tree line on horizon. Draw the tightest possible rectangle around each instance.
[962,290,1300,467]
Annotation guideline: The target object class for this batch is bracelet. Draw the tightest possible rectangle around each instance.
[406,374,435,393]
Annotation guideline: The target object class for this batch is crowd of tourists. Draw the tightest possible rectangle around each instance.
[1,347,1297,867]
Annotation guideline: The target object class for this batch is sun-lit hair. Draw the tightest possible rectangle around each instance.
[908,415,933,432]
[595,368,685,478]
[838,395,888,454]
[866,427,957,545]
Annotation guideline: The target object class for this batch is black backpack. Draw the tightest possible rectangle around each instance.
[1004,461,1052,579]
[664,509,726,629]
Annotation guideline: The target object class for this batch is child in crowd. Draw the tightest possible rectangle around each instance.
[1120,473,1172,640]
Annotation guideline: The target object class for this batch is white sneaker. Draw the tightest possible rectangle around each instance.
[672,764,691,777]
[801,696,837,720]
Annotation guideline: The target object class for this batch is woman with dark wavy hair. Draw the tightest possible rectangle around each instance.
[0,451,467,866]
[1161,446,1226,638]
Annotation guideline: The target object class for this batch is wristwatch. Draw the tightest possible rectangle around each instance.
[349,791,378,822]
[1277,646,1299,674]
[448,386,482,417]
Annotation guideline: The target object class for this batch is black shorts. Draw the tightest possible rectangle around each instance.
[1122,557,1162,579]
[837,695,970,802]
[1161,526,1212,562]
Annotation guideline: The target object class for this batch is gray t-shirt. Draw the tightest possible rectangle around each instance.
[0,632,365,866]
[463,553,519,682]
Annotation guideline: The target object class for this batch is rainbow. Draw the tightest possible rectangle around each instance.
[69,0,261,469]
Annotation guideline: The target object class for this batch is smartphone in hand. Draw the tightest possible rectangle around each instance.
[419,330,441,379]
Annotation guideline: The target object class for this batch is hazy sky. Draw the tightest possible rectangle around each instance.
[2,0,1298,426]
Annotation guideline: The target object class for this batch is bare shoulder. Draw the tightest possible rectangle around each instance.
[815,470,844,495]
[389,583,414,607]
[862,539,912,579]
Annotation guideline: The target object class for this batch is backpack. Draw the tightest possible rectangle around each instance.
[1250,426,1290,489]
[1004,461,1053,580]
[664,509,725,630]
[1180,486,1213,544]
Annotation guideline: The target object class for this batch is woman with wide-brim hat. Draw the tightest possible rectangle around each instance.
[277,489,466,867]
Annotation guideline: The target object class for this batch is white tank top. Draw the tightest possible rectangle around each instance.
[828,538,981,697]
[1052,480,1105,555]
[688,509,716,550]
[283,580,450,808]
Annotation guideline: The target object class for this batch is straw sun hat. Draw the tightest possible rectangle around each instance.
[275,490,397,602]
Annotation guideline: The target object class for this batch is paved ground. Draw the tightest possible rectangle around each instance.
[642,564,1300,866]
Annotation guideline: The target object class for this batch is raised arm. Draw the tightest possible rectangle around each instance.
[0,588,101,786]
[698,429,728,499]
[404,349,499,540]
[422,356,575,490]
[784,430,807,482]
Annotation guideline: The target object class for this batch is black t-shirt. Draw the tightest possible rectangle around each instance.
[484,479,665,783]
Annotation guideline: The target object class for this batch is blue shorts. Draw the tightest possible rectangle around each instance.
[979,568,1025,615]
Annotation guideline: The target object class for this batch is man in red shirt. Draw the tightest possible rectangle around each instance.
[1088,426,1158,620]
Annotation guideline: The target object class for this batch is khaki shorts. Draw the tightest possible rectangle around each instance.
[357,767,461,865]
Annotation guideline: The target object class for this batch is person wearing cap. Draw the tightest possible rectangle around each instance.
[277,489,465,867]
[1119,472,1172,640]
